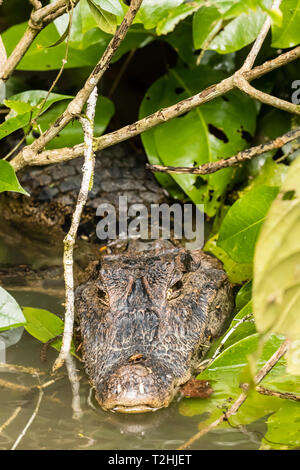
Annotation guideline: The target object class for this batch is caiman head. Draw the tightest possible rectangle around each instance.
[75,246,233,413]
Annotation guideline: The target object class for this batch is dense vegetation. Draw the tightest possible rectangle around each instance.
[0,0,299,450]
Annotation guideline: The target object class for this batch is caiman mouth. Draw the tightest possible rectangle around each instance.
[111,404,164,414]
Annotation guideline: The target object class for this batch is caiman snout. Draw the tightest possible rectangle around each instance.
[97,363,175,414]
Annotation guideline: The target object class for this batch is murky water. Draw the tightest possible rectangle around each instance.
[0,227,263,450]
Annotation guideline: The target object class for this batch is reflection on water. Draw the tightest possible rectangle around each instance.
[0,227,262,450]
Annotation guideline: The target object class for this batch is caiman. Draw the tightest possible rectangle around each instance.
[0,143,234,413]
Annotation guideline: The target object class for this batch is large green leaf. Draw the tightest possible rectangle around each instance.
[26,96,114,149]
[23,307,76,355]
[2,22,106,70]
[140,64,257,216]
[272,0,300,48]
[253,155,300,374]
[0,91,73,141]
[193,4,223,50]
[217,185,279,264]
[87,0,118,35]
[0,161,29,196]
[0,287,26,331]
[209,7,267,54]
[136,0,185,30]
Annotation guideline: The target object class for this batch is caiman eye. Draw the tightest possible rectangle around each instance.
[97,287,110,306]
[167,280,183,301]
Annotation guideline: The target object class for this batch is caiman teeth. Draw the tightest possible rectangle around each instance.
[117,384,122,394]
[139,382,145,394]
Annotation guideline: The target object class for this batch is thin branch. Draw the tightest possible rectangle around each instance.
[256,386,300,402]
[147,126,300,174]
[11,0,143,171]
[0,407,22,435]
[240,0,282,72]
[52,86,98,373]
[10,45,300,172]
[65,353,83,420]
[178,339,290,450]
[29,0,42,10]
[234,74,300,115]
[11,388,44,450]
[0,0,80,83]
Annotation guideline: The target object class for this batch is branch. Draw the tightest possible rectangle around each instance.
[0,0,80,83]
[10,45,300,172]
[178,339,290,450]
[256,386,300,402]
[11,388,44,450]
[10,0,143,171]
[147,127,300,174]
[52,86,98,373]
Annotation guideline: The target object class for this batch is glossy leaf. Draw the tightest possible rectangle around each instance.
[0,161,30,196]
[140,64,257,216]
[253,155,300,374]
[137,0,185,30]
[0,287,26,331]
[193,5,223,50]
[217,185,279,264]
[87,0,118,35]
[26,96,114,149]
[23,307,76,355]
[272,0,300,48]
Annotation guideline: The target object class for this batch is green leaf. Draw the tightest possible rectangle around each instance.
[92,0,123,16]
[140,64,257,216]
[235,280,252,311]
[87,0,118,35]
[272,0,300,48]
[0,111,31,141]
[26,95,114,149]
[22,307,75,355]
[204,234,253,283]
[0,287,26,331]
[253,155,300,374]
[261,402,300,449]
[193,5,223,50]
[217,185,279,264]
[2,22,106,70]
[0,161,30,196]
[5,90,73,117]
[209,7,267,54]
[136,0,185,30]
[157,2,199,35]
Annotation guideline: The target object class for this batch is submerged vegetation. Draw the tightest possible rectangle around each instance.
[0,0,300,450]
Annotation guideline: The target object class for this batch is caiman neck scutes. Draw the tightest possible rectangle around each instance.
[76,243,233,413]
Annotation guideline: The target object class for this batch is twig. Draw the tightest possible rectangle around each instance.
[10,388,44,450]
[240,0,282,72]
[65,353,82,420]
[234,74,300,115]
[147,126,300,174]
[0,0,80,83]
[0,407,22,435]
[178,339,290,450]
[0,363,43,375]
[52,86,98,373]
[108,48,136,98]
[11,0,143,171]
[29,0,42,10]
[10,45,300,172]
[256,386,300,402]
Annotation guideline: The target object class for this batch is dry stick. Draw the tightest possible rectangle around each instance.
[52,86,98,373]
[178,339,290,450]
[10,388,44,450]
[29,0,42,10]
[0,0,80,83]
[240,0,282,73]
[147,126,300,174]
[11,0,143,171]
[234,74,300,115]
[0,407,22,435]
[10,45,300,172]
[255,386,300,402]
[65,353,83,420]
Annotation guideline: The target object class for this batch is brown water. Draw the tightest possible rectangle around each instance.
[0,229,263,450]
